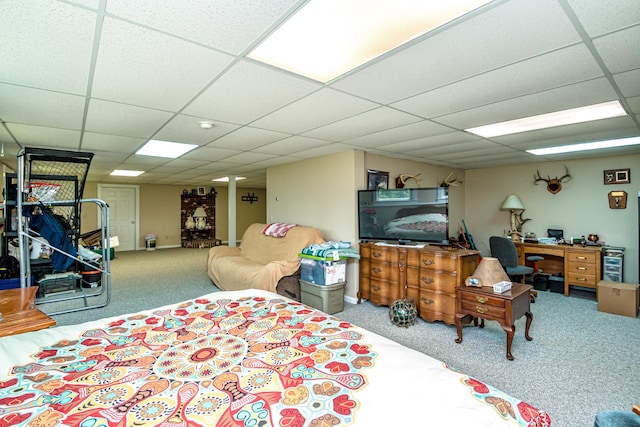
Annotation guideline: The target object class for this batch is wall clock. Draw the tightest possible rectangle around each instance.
[603,168,630,185]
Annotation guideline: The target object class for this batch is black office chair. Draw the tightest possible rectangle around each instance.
[489,236,539,302]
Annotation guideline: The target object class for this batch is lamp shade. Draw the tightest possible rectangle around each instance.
[465,257,510,287]
[193,207,207,218]
[501,194,524,210]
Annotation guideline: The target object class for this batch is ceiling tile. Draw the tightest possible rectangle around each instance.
[614,69,640,98]
[302,107,422,141]
[85,99,174,138]
[253,136,329,156]
[593,26,640,74]
[567,0,640,37]
[220,152,277,164]
[208,126,290,151]
[434,78,619,129]
[0,0,95,94]
[81,132,145,155]
[382,131,481,153]
[106,0,299,55]
[333,0,580,104]
[181,146,242,162]
[7,124,81,150]
[392,44,603,119]
[251,88,378,134]
[184,60,321,124]
[92,17,235,111]
[154,115,240,145]
[345,120,453,148]
[0,84,85,129]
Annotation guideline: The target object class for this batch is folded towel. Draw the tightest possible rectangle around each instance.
[301,241,360,259]
[262,223,298,237]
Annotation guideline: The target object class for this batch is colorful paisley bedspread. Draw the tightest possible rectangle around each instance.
[0,296,376,426]
[0,295,550,426]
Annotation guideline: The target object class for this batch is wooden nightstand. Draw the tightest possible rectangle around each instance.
[0,287,56,337]
[454,282,533,361]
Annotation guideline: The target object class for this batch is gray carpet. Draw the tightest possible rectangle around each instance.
[41,248,640,427]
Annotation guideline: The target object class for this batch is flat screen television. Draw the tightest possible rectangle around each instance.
[358,187,449,244]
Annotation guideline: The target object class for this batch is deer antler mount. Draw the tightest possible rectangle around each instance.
[440,170,464,187]
[534,165,571,194]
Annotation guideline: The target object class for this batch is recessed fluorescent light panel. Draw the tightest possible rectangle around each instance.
[466,101,627,138]
[248,0,492,82]
[527,136,640,156]
[136,140,197,159]
[111,170,144,177]
[212,177,246,182]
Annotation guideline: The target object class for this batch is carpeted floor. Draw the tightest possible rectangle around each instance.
[41,247,640,427]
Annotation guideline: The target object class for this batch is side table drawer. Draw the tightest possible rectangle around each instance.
[460,293,505,321]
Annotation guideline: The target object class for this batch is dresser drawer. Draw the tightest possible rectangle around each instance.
[370,260,395,280]
[418,291,456,323]
[419,253,457,271]
[567,261,598,275]
[369,278,403,305]
[567,251,597,264]
[419,270,457,294]
[370,247,398,263]
[567,272,597,287]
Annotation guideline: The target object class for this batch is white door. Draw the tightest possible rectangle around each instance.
[98,185,138,251]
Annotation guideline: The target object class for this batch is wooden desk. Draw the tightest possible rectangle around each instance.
[0,287,56,337]
[515,242,602,296]
[455,283,533,361]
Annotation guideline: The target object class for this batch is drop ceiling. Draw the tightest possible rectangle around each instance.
[1,0,639,188]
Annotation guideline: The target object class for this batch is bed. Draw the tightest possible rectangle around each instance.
[0,289,550,426]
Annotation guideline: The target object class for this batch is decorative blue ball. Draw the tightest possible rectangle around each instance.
[389,298,417,328]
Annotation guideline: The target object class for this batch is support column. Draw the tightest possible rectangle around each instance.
[228,175,236,247]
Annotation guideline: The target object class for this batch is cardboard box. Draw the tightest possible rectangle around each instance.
[597,280,639,318]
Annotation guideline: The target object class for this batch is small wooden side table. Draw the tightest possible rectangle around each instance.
[455,283,533,361]
[0,287,56,337]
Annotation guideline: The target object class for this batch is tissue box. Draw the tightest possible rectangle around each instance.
[493,281,512,294]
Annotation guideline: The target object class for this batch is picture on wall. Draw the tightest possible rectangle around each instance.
[368,170,389,190]
[603,168,630,185]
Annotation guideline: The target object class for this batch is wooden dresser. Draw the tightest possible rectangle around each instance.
[359,242,479,325]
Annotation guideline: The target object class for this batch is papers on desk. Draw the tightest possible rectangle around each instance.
[537,237,557,245]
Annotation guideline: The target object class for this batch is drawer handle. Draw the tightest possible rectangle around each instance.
[372,285,381,291]
[372,267,382,273]
[576,256,587,260]
[577,266,587,270]
[577,278,587,281]
[421,277,434,285]
[373,252,382,258]
[476,296,488,303]
[422,259,435,266]
[476,306,488,314]
[421,297,434,305]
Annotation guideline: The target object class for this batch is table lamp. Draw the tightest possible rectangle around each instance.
[465,257,510,287]
[501,195,529,242]
[193,206,207,230]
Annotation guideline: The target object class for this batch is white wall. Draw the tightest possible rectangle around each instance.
[267,151,363,300]
[267,151,640,298]
[465,154,639,283]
